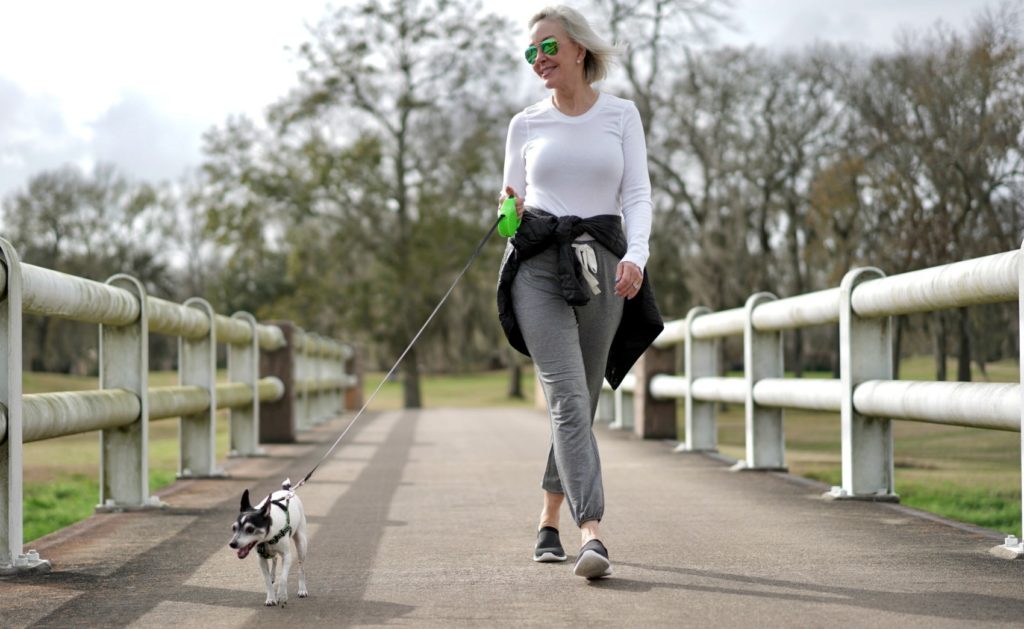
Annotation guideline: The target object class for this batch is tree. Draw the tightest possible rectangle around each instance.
[737,49,847,374]
[201,0,518,407]
[844,4,1024,380]
[0,163,169,372]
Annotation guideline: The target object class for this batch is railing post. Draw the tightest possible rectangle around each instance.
[326,341,336,418]
[305,331,314,428]
[98,275,155,509]
[827,268,897,501]
[229,312,263,457]
[179,298,223,478]
[0,240,48,573]
[991,241,1024,559]
[313,335,327,424]
[260,321,298,442]
[295,328,312,430]
[610,384,634,430]
[633,347,677,439]
[734,292,786,471]
[678,306,717,452]
[595,385,615,424]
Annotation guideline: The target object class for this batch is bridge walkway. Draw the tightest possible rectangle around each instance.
[2,407,1022,628]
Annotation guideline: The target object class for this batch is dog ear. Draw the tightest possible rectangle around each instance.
[240,489,252,512]
[260,495,274,517]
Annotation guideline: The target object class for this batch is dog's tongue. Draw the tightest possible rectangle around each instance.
[237,543,253,559]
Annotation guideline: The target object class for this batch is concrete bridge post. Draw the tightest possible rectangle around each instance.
[828,267,897,501]
[228,312,263,457]
[632,345,677,439]
[98,275,153,508]
[678,306,717,452]
[734,292,787,471]
[610,384,634,430]
[260,321,298,442]
[178,298,223,478]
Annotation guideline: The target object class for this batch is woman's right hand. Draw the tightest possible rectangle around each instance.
[499,186,524,219]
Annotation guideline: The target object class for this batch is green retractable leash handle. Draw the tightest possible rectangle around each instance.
[498,195,521,238]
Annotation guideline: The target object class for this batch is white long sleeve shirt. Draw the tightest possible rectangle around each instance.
[502,91,654,270]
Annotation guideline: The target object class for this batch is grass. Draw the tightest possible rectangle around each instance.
[15,357,1022,541]
[359,368,538,410]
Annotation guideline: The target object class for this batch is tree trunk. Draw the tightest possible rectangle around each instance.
[402,347,422,408]
[935,313,947,381]
[893,315,904,379]
[956,306,971,382]
[28,317,46,372]
[792,328,804,377]
[395,98,421,409]
[508,363,523,399]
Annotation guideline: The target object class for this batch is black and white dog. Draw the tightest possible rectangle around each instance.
[228,479,309,606]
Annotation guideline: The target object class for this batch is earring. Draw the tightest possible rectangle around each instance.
[576,59,581,64]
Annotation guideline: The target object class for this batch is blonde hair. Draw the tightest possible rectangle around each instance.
[529,5,623,84]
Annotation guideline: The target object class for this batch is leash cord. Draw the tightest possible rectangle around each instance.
[292,215,503,491]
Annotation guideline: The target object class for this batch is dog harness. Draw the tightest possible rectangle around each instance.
[256,498,292,560]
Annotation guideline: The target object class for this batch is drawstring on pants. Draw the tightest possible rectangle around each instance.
[572,243,601,296]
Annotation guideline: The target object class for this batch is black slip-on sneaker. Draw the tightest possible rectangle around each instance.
[533,526,567,562]
[573,539,612,579]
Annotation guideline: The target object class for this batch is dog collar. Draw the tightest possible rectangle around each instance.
[256,498,292,559]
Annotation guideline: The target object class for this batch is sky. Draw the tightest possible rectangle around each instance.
[0,0,998,201]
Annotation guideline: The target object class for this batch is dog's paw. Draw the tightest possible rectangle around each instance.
[298,588,309,598]
[264,598,278,607]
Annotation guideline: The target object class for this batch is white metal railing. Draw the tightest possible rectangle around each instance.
[603,243,1023,560]
[0,237,357,573]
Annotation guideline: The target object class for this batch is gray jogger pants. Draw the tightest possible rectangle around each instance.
[511,238,624,526]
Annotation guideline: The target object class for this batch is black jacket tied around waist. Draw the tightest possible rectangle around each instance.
[496,209,664,390]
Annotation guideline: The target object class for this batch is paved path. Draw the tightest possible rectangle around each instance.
[2,408,1022,628]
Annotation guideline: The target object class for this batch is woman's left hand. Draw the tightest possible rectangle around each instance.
[615,261,643,299]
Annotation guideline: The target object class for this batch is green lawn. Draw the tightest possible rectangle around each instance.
[17,357,1022,541]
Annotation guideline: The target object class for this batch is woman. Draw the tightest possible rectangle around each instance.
[496,5,662,580]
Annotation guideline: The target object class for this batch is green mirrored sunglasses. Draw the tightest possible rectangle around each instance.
[525,37,558,64]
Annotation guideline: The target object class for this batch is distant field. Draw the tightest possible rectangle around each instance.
[19,356,1021,541]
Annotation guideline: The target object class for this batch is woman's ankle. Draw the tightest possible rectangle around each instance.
[580,520,601,545]
[539,491,564,531]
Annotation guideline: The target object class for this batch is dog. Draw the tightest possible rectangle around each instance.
[228,479,309,606]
